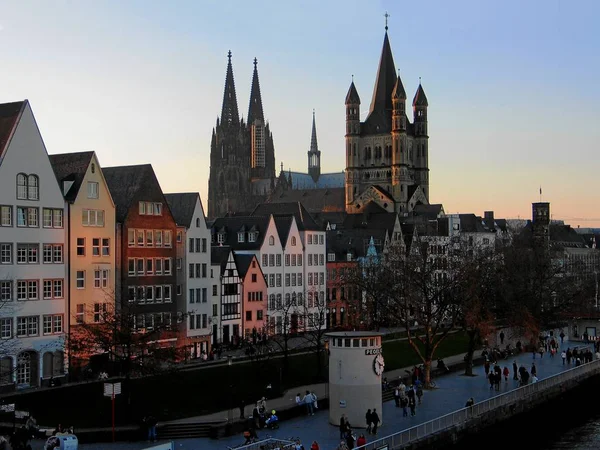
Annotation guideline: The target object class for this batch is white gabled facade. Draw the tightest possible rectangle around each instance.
[301,226,327,331]
[185,196,212,356]
[0,101,67,388]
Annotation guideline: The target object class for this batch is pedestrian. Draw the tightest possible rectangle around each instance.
[531,363,537,377]
[560,330,565,343]
[357,434,367,447]
[561,350,566,364]
[409,396,416,416]
[295,393,302,406]
[337,440,350,450]
[500,331,505,345]
[394,387,400,407]
[304,390,314,416]
[145,415,157,442]
[415,383,423,404]
[371,409,380,434]
[346,429,355,450]
[512,361,519,380]
[365,409,372,434]
[465,397,474,407]
[340,414,348,439]
[311,441,320,450]
[400,395,408,417]
[502,366,509,382]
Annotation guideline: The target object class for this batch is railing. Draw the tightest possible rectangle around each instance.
[227,437,296,450]
[356,358,600,450]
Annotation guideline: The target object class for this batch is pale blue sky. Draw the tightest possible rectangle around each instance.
[1,1,598,226]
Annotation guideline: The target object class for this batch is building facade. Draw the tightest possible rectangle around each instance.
[49,152,116,348]
[236,254,267,339]
[165,192,212,357]
[345,27,430,215]
[0,100,67,388]
[208,54,276,219]
[103,165,178,341]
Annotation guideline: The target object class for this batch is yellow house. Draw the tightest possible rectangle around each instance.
[49,152,116,338]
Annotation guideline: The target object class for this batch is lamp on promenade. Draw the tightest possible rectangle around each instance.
[227,355,233,423]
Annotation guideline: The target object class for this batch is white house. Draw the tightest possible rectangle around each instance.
[164,193,212,357]
[0,100,67,388]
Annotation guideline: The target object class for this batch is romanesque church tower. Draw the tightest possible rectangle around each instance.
[208,52,276,219]
[345,24,430,214]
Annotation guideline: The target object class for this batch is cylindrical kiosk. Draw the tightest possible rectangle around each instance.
[327,331,384,428]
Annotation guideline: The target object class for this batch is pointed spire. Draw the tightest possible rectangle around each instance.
[247,57,264,125]
[221,50,240,128]
[392,70,406,99]
[412,80,429,106]
[309,109,319,154]
[345,79,361,105]
[369,31,397,114]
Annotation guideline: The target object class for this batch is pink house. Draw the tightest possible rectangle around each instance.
[236,254,268,340]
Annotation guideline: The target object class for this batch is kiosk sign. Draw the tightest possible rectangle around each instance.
[365,348,382,355]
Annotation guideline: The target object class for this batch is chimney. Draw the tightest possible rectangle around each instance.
[484,211,494,222]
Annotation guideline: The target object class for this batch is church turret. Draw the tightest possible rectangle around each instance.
[308,110,321,183]
[412,81,429,200]
[391,72,408,207]
[345,79,361,207]
[221,50,240,128]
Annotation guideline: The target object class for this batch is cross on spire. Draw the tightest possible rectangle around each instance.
[384,12,390,31]
[253,57,257,67]
[227,50,232,61]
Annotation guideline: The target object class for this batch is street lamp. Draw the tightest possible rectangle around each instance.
[227,355,233,423]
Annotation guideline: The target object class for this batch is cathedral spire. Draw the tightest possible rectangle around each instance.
[310,109,319,154]
[308,109,321,183]
[248,57,264,125]
[369,27,397,115]
[221,50,240,128]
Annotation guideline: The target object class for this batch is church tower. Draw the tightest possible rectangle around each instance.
[344,79,361,207]
[307,110,321,183]
[412,82,429,200]
[391,71,407,209]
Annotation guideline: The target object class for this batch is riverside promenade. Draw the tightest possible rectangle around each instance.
[43,340,592,450]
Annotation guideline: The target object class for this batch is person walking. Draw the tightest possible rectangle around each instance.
[512,361,519,380]
[365,409,372,434]
[145,415,157,442]
[561,350,567,364]
[500,331,505,345]
[400,394,408,417]
[356,434,367,447]
[503,366,510,382]
[409,396,417,416]
[531,362,537,378]
[310,441,320,450]
[340,414,348,439]
[371,409,380,434]
[394,386,400,407]
[304,390,314,416]
[311,391,319,411]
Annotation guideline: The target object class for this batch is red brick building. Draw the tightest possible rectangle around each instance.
[103,164,179,342]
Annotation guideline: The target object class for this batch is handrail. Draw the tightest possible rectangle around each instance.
[356,358,600,450]
[227,437,296,450]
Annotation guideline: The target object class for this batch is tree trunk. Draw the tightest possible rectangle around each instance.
[464,329,477,376]
[423,359,432,387]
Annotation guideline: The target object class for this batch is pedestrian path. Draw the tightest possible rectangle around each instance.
[65,341,592,450]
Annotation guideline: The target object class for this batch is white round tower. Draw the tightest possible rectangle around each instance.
[327,331,384,428]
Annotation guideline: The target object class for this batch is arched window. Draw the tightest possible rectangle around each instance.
[285,293,291,306]
[27,175,39,200]
[291,292,297,306]
[0,357,12,385]
[269,236,275,246]
[320,291,325,306]
[196,218,201,227]
[276,293,282,309]
[291,237,296,246]
[17,350,38,386]
[297,293,303,306]
[43,352,54,379]
[53,351,64,376]
[16,174,27,199]
[269,294,275,311]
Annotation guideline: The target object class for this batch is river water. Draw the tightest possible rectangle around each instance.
[540,416,600,449]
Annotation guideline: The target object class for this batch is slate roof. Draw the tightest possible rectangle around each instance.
[369,31,397,117]
[273,216,293,248]
[312,211,348,230]
[234,253,255,279]
[345,81,361,105]
[0,101,25,160]
[289,171,345,190]
[103,164,159,223]
[459,214,491,233]
[343,204,398,237]
[48,151,94,202]
[164,192,202,228]
[412,83,429,107]
[211,246,232,273]
[327,228,388,259]
[412,204,444,220]
[268,187,345,213]
[251,202,320,231]
[211,216,271,250]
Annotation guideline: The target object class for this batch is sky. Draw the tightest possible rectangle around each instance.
[1,0,599,227]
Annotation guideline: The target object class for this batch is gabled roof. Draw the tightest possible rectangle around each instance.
[48,151,94,202]
[287,171,345,190]
[0,101,26,161]
[103,164,160,223]
[234,253,255,279]
[412,204,444,220]
[211,246,232,273]
[251,202,320,231]
[273,216,293,248]
[211,216,271,250]
[326,228,388,259]
[164,192,203,228]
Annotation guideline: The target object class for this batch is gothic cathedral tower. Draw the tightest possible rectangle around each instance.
[344,23,430,215]
[208,52,276,219]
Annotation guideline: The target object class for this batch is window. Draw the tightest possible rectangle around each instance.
[136,286,145,304]
[269,274,275,287]
[0,206,11,226]
[262,254,268,267]
[146,258,153,275]
[276,254,281,266]
[194,263,200,278]
[189,289,195,304]
[0,282,12,302]
[43,279,63,299]
[164,231,172,247]
[202,238,207,253]
[94,270,109,288]
[43,315,63,335]
[308,254,312,266]
[93,303,107,323]
[17,317,38,337]
[176,230,182,243]
[298,273,302,286]
[237,232,245,243]
[1,244,12,264]
[128,258,135,276]
[308,273,313,286]
[155,285,163,302]
[202,263,207,278]
[76,271,85,289]
[291,237,297,246]
[127,287,135,303]
[164,258,172,274]
[269,254,274,266]
[128,229,135,247]
[328,253,335,262]
[137,258,144,275]
[76,304,85,324]
[285,254,290,266]
[139,202,146,215]
[319,235,324,245]
[1,318,12,339]
[276,274,281,287]
[298,255,302,266]
[17,244,38,264]
[82,209,104,227]
[292,255,297,266]
[269,236,274,246]
[195,238,201,252]
[164,285,172,302]
[16,174,39,200]
[87,182,99,199]
[248,232,256,243]
[146,230,153,247]
[285,274,290,287]
[155,258,163,274]
[153,203,162,215]
[308,234,313,245]
[176,258,182,270]
[246,311,252,321]
[319,273,324,286]
[137,230,144,246]
[189,238,194,252]
[292,273,296,286]
[102,238,110,256]
[17,207,38,227]
[91,238,100,256]
[145,286,154,303]
[257,310,263,320]
[319,254,324,266]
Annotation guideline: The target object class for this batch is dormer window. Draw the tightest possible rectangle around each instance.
[218,233,226,244]
[328,253,335,262]
[248,232,256,243]
[347,253,353,261]
[238,232,245,243]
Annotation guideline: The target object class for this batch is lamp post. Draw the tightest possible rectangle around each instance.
[227,355,233,423]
